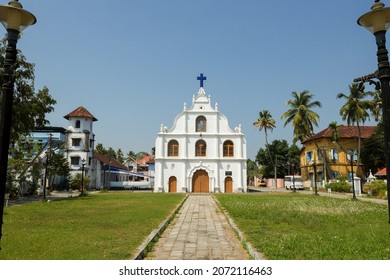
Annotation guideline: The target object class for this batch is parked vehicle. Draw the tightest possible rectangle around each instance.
[284,175,304,190]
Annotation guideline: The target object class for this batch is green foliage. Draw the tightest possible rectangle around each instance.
[361,122,384,174]
[281,90,322,144]
[363,180,388,199]
[0,38,56,145]
[255,139,300,178]
[70,173,91,191]
[325,181,352,193]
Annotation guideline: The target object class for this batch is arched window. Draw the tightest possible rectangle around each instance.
[195,140,207,157]
[75,120,81,128]
[168,140,179,157]
[223,140,234,157]
[196,116,207,132]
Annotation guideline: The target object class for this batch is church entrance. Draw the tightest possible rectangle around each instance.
[192,170,209,193]
[169,176,177,192]
[225,177,233,193]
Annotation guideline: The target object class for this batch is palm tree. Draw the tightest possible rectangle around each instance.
[282,91,322,191]
[328,121,341,143]
[337,83,372,179]
[281,90,322,144]
[253,110,276,169]
[368,89,382,122]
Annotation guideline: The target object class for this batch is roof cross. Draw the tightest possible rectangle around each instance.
[197,73,207,88]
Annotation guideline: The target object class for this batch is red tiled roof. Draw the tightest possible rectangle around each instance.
[137,155,155,165]
[375,167,386,176]
[302,125,376,143]
[64,106,98,121]
[94,152,128,170]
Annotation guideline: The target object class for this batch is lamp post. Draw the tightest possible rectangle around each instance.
[291,162,296,193]
[357,0,390,226]
[311,160,319,196]
[81,159,86,195]
[348,150,357,200]
[0,0,36,248]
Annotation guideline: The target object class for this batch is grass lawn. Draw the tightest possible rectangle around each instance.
[0,192,185,260]
[215,193,390,260]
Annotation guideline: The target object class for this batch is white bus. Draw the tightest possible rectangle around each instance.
[284,175,304,190]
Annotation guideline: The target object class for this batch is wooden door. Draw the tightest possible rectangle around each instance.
[225,177,233,193]
[169,176,177,192]
[192,170,209,193]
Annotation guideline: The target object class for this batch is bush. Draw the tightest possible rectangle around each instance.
[326,181,352,193]
[363,180,388,199]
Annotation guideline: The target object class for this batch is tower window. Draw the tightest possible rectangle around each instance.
[75,120,81,128]
[72,138,81,146]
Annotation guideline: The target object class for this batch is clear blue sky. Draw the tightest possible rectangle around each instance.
[14,0,382,160]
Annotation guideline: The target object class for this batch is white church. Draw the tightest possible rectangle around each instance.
[154,74,247,193]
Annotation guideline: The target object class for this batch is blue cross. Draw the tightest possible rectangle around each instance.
[197,73,207,88]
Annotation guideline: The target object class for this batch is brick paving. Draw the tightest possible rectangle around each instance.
[145,194,250,260]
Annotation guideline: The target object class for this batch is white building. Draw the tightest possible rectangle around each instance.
[63,106,97,180]
[154,75,247,193]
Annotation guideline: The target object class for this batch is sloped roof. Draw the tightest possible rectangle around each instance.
[94,152,128,170]
[302,125,376,143]
[63,106,98,121]
[137,155,155,165]
[375,167,386,176]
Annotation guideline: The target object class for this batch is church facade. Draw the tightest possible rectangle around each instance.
[154,75,247,193]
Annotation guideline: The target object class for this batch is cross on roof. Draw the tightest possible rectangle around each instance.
[197,73,207,88]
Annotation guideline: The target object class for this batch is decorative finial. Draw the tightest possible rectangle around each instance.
[372,0,385,10]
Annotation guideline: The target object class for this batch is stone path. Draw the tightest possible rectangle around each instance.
[145,194,250,260]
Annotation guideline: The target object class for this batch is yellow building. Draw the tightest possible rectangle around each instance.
[300,125,376,185]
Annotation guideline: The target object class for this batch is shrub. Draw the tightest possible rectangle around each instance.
[326,181,352,193]
[363,180,388,199]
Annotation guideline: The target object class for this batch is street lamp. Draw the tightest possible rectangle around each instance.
[81,159,86,195]
[291,162,296,193]
[0,0,36,248]
[357,0,390,226]
[347,150,357,200]
[310,160,319,196]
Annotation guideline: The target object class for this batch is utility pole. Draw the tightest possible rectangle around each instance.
[274,157,277,188]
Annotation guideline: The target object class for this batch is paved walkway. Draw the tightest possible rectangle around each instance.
[145,194,250,260]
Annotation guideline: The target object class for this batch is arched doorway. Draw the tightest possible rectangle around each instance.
[225,177,233,193]
[192,170,209,193]
[169,176,177,192]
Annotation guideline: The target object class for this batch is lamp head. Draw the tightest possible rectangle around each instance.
[358,0,390,34]
[0,0,36,31]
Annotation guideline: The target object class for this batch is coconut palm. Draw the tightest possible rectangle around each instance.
[281,90,322,144]
[253,110,276,168]
[368,89,382,122]
[328,121,341,143]
[337,83,372,178]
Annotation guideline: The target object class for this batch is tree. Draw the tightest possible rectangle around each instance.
[253,109,276,169]
[0,38,56,145]
[95,143,107,154]
[48,152,70,190]
[255,140,300,178]
[70,173,90,191]
[337,83,372,178]
[361,122,385,175]
[246,159,259,186]
[281,90,322,144]
[116,148,124,162]
[368,89,382,122]
[328,121,341,143]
